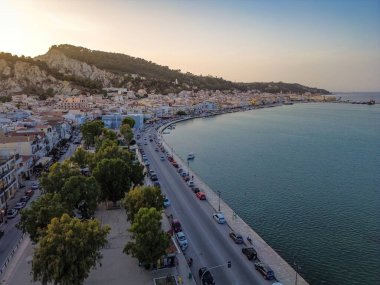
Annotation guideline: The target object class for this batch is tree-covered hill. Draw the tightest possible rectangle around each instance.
[48,44,330,94]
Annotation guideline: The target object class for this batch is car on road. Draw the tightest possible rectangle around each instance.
[144,160,150,166]
[187,180,195,187]
[242,247,257,260]
[155,147,159,152]
[144,141,148,145]
[177,168,183,173]
[14,202,26,210]
[153,181,161,188]
[19,196,30,203]
[25,189,34,197]
[212,212,226,224]
[198,267,215,285]
[31,183,39,190]
[160,156,165,161]
[254,261,275,280]
[192,187,200,193]
[163,197,170,208]
[171,219,182,233]
[6,208,18,219]
[175,231,188,250]
[229,232,244,244]
[196,192,206,200]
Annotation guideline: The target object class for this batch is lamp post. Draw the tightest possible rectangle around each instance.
[187,159,190,176]
[217,190,221,212]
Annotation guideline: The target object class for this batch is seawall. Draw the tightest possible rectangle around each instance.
[157,116,309,285]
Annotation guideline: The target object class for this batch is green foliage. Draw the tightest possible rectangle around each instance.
[121,117,135,128]
[40,161,81,194]
[130,162,145,186]
[61,176,100,217]
[80,121,104,147]
[91,140,131,169]
[70,147,90,168]
[32,214,109,285]
[92,158,131,204]
[18,193,71,243]
[124,208,169,267]
[176,110,187,116]
[123,186,164,221]
[0,95,12,103]
[120,124,133,146]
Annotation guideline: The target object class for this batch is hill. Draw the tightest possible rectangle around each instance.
[0,44,330,98]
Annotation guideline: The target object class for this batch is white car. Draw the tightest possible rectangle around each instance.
[213,212,226,224]
[160,156,165,161]
[6,208,18,219]
[14,202,26,210]
[176,231,188,250]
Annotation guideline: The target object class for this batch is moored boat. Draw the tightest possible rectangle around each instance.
[187,152,195,160]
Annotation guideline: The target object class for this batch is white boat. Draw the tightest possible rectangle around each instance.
[187,152,195,160]
[163,130,170,134]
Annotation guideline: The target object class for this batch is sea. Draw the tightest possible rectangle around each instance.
[163,95,380,285]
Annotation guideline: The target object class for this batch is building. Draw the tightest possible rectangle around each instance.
[102,114,144,130]
[0,150,18,224]
[61,95,89,110]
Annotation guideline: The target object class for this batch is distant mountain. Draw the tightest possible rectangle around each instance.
[0,44,330,98]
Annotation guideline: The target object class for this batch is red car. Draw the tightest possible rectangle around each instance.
[171,219,182,233]
[196,192,206,200]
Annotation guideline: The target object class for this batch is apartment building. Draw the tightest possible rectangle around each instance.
[0,151,18,223]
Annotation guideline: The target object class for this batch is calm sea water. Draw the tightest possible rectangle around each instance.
[332,92,380,102]
[164,102,380,285]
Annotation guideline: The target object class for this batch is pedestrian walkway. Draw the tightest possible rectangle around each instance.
[161,132,308,285]
[1,202,195,285]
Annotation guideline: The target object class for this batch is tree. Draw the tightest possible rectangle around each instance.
[92,158,131,205]
[18,193,71,243]
[120,124,133,146]
[80,120,104,147]
[124,208,169,268]
[61,176,101,218]
[123,186,164,221]
[176,110,187,116]
[91,140,131,170]
[130,162,145,187]
[40,161,81,194]
[32,214,109,285]
[70,147,90,168]
[121,117,135,128]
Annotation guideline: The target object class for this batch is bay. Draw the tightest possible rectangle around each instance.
[164,102,380,285]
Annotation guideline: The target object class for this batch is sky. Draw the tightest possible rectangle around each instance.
[0,0,379,92]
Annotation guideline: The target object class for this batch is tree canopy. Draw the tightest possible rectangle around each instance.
[80,120,104,147]
[92,158,131,205]
[121,117,135,128]
[70,147,90,168]
[123,186,164,222]
[124,208,169,268]
[32,214,109,285]
[18,193,71,243]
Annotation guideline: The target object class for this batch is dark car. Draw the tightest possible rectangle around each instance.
[242,247,257,260]
[198,267,215,285]
[171,219,182,233]
[229,232,244,244]
[254,261,275,280]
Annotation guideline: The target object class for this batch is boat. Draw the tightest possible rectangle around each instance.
[368,100,375,105]
[163,131,170,134]
[187,152,195,160]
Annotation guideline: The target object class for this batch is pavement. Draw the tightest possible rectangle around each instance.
[1,203,195,285]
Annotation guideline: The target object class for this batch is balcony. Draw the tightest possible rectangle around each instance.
[0,177,17,193]
[0,168,15,180]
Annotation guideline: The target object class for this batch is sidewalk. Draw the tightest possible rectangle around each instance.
[1,203,196,285]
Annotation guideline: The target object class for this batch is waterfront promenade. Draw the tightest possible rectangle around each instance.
[158,119,309,285]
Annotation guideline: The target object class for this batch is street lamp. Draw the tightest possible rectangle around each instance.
[187,159,190,176]
[217,190,221,212]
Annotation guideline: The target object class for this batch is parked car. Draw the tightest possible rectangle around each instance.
[229,232,244,244]
[6,208,18,219]
[31,183,39,190]
[163,197,170,208]
[198,267,215,285]
[155,148,159,152]
[192,187,200,193]
[242,247,257,260]
[14,202,26,210]
[177,168,183,173]
[187,180,195,187]
[25,189,34,197]
[19,196,30,203]
[175,231,188,250]
[153,181,161,188]
[160,156,165,161]
[254,261,275,280]
[171,219,182,233]
[196,192,206,200]
[212,212,226,224]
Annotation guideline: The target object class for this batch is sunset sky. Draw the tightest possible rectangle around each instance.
[1,0,379,92]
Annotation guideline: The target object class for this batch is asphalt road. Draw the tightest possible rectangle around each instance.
[141,127,272,285]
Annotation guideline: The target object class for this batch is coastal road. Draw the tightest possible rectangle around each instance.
[141,127,271,285]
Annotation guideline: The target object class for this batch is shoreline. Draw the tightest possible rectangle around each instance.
[156,104,309,285]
